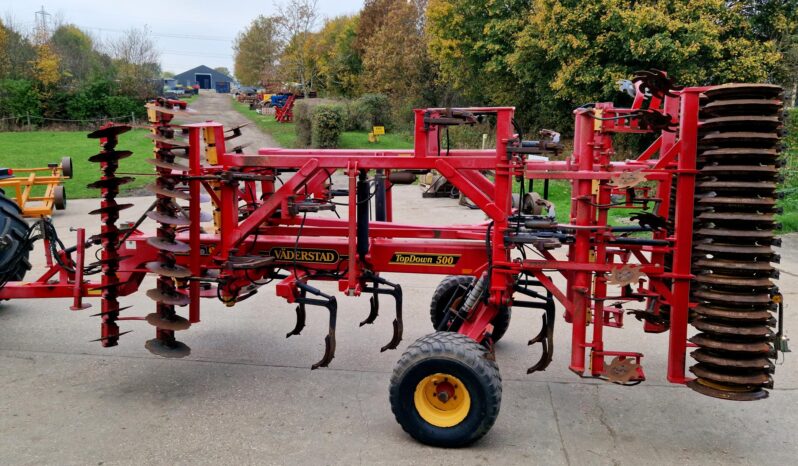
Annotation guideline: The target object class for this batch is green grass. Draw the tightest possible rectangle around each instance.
[231,100,297,147]
[0,129,154,199]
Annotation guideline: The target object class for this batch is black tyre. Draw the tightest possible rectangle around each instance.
[54,185,67,210]
[389,331,502,447]
[0,191,31,285]
[430,275,511,342]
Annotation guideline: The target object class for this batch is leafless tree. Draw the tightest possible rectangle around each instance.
[275,0,319,91]
[107,27,161,99]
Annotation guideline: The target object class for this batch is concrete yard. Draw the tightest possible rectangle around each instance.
[1,186,796,465]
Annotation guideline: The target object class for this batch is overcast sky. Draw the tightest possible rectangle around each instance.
[0,0,364,74]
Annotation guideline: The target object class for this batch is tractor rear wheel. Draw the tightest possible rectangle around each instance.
[0,191,31,286]
[389,331,501,447]
[430,275,511,342]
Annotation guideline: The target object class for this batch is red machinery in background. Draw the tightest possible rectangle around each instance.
[0,71,788,447]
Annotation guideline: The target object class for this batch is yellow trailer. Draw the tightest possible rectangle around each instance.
[0,157,72,217]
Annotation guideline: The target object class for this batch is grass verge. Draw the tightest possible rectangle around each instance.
[0,129,154,199]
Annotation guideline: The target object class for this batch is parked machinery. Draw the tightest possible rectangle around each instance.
[0,71,788,446]
[0,157,72,217]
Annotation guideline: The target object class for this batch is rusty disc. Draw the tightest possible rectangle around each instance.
[145,313,191,331]
[686,379,768,401]
[88,150,133,163]
[88,203,134,215]
[697,212,776,224]
[692,258,775,273]
[691,349,773,370]
[700,115,782,130]
[694,304,774,321]
[602,356,641,383]
[690,364,772,386]
[693,274,773,288]
[692,319,774,337]
[703,83,784,100]
[146,261,192,278]
[146,236,191,253]
[146,211,191,226]
[689,334,773,354]
[145,158,189,172]
[700,99,783,115]
[146,184,192,200]
[696,181,777,191]
[698,164,778,175]
[87,177,135,190]
[697,196,776,208]
[144,338,191,358]
[694,228,774,240]
[145,288,190,306]
[692,289,772,305]
[87,125,132,139]
[700,131,780,145]
[699,147,780,158]
[144,132,188,143]
[693,243,774,256]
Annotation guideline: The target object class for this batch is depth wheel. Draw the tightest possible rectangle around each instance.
[389,331,501,447]
[430,275,511,342]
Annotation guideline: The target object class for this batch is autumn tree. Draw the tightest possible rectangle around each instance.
[361,1,433,102]
[214,66,232,77]
[50,25,101,85]
[311,15,361,97]
[276,0,320,91]
[233,15,283,86]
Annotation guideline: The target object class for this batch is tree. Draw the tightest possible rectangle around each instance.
[0,20,36,80]
[736,0,798,103]
[427,0,528,106]
[50,25,97,85]
[214,66,232,78]
[276,0,319,91]
[233,15,283,86]
[107,27,161,99]
[314,15,362,97]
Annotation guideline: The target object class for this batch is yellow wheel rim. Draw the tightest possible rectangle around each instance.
[414,373,470,428]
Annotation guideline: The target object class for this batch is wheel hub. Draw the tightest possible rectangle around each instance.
[414,373,470,427]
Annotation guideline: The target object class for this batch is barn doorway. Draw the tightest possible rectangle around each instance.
[195,73,212,89]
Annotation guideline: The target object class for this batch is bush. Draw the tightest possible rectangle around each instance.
[353,93,391,130]
[311,104,344,149]
[294,101,313,147]
[103,95,145,120]
[0,79,42,122]
[340,101,362,132]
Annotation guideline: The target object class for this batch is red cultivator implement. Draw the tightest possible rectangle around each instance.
[0,71,788,446]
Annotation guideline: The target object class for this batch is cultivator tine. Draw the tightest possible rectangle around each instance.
[360,294,379,326]
[224,124,248,140]
[286,290,307,338]
[527,299,555,374]
[292,281,338,369]
[362,274,403,352]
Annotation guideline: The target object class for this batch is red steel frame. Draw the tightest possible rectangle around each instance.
[0,89,708,386]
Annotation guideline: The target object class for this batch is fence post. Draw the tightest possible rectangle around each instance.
[26,113,31,131]
[131,112,135,125]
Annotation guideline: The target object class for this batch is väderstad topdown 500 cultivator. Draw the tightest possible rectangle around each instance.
[0,71,789,446]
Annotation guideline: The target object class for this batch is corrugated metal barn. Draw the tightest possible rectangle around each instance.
[173,65,234,90]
